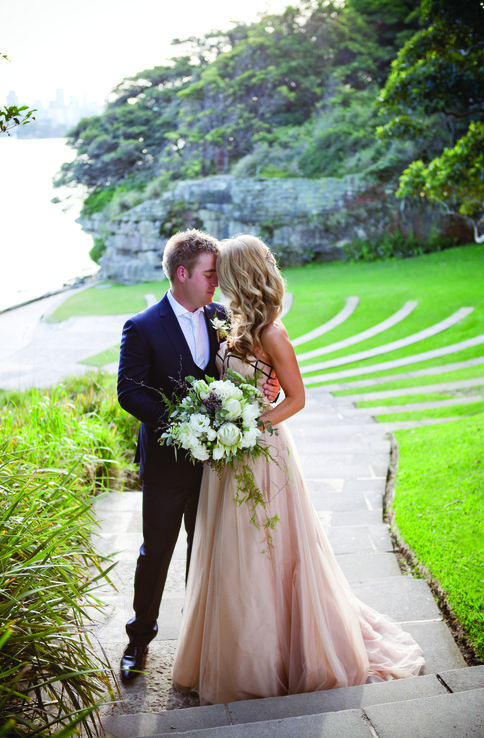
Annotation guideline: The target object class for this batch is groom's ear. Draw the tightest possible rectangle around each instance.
[177,265,188,283]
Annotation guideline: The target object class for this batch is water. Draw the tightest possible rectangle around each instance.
[0,137,99,311]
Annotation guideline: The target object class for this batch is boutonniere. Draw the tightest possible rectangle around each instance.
[211,316,231,342]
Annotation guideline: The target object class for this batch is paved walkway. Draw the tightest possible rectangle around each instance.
[1,295,483,736]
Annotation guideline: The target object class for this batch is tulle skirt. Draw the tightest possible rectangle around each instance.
[173,422,424,705]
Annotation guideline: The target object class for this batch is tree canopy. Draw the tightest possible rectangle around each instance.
[379,0,484,240]
[57,0,419,202]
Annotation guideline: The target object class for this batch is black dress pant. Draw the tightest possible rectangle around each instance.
[126,463,203,646]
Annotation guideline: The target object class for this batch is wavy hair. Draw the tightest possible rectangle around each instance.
[217,235,285,361]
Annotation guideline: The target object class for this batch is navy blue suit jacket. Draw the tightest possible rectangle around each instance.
[117,293,226,484]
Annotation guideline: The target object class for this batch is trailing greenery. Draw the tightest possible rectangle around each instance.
[391,418,484,660]
[89,238,107,266]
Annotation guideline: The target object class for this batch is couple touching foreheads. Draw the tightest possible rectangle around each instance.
[117,230,424,705]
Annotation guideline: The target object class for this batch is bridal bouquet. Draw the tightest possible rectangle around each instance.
[158,369,279,535]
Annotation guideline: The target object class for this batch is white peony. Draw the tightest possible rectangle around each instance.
[217,422,242,447]
[192,379,210,399]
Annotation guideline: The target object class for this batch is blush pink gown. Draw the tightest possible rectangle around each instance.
[172,351,424,705]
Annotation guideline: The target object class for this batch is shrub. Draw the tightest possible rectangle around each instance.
[0,441,116,736]
[342,232,458,262]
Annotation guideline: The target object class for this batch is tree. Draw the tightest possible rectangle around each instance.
[56,58,201,191]
[378,0,484,239]
[1,53,35,134]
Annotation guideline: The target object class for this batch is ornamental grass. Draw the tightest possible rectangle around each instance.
[0,374,139,736]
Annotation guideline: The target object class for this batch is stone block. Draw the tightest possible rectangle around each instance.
[439,665,484,692]
[336,552,402,582]
[102,703,229,738]
[402,621,467,672]
[365,688,484,738]
[228,675,446,725]
[327,524,392,554]
[352,577,441,622]
[147,709,372,738]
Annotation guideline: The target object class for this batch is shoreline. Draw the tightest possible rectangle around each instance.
[0,274,99,316]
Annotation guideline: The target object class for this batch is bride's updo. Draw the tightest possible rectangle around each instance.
[217,234,285,361]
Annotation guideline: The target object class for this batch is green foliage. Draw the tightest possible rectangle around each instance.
[0,375,139,487]
[159,200,203,238]
[393,417,484,660]
[397,122,484,240]
[1,54,36,135]
[341,231,458,262]
[0,371,142,735]
[89,237,107,265]
[57,0,419,202]
[81,187,119,217]
[0,442,116,736]
[379,0,484,240]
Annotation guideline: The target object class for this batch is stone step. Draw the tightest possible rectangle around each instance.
[102,666,484,738]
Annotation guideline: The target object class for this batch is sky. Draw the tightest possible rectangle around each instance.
[2,0,289,108]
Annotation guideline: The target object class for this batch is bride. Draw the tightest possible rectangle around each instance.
[172,234,424,705]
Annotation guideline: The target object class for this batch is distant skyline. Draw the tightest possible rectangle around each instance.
[2,0,289,109]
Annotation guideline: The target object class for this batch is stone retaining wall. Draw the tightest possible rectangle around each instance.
[80,175,462,283]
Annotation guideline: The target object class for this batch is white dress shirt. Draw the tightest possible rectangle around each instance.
[167,290,210,370]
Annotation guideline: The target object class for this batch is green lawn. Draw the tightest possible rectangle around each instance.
[392,418,484,660]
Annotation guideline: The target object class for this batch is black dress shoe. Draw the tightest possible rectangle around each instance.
[120,643,148,682]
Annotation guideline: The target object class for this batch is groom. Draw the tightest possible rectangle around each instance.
[117,229,277,681]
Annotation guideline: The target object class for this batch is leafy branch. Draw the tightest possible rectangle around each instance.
[1,52,36,135]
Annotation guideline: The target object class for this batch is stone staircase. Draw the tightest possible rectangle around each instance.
[103,666,484,737]
[95,388,483,737]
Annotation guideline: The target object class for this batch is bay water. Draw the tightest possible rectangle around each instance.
[0,137,98,311]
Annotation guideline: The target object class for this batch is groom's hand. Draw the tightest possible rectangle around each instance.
[263,374,281,404]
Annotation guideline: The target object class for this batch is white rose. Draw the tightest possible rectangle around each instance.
[174,422,193,446]
[242,402,260,426]
[189,413,210,435]
[223,398,242,420]
[190,442,210,461]
[212,444,226,460]
[217,422,242,447]
[206,427,217,441]
[240,427,261,448]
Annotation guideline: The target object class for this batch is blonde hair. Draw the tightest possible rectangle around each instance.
[162,229,219,283]
[217,235,285,361]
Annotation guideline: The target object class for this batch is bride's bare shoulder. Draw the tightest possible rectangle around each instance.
[259,320,291,357]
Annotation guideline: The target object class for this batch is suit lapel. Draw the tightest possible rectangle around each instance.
[158,294,198,374]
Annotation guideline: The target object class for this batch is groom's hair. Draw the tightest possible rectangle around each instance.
[162,229,220,283]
